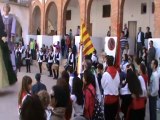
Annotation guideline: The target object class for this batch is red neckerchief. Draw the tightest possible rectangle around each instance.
[107,66,117,79]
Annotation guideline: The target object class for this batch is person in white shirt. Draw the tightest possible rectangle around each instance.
[70,77,84,117]
[91,50,98,69]
[37,48,44,74]
[101,56,120,120]
[53,48,61,79]
[149,59,159,120]
[67,48,74,70]
[25,45,31,73]
[47,48,54,77]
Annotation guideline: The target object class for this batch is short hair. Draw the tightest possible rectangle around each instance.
[152,59,158,69]
[150,40,153,44]
[147,27,150,30]
[3,4,11,12]
[35,73,41,82]
[107,56,114,66]
[97,63,103,70]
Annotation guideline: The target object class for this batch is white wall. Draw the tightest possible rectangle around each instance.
[0,3,30,42]
[123,0,154,35]
[66,5,80,36]
[90,0,111,37]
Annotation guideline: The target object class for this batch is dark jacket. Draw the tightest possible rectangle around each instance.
[31,82,47,94]
[137,32,145,46]
[0,11,6,38]
[145,32,152,39]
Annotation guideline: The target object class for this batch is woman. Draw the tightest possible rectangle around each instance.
[18,76,32,109]
[71,77,84,117]
[57,78,72,120]
[50,85,68,120]
[126,69,146,120]
[83,69,96,120]
[0,10,17,89]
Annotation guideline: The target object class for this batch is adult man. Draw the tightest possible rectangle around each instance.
[137,27,145,58]
[101,56,120,120]
[25,45,31,73]
[123,24,129,38]
[31,73,47,95]
[147,40,156,80]
[2,4,17,72]
[145,27,152,39]
[149,59,159,120]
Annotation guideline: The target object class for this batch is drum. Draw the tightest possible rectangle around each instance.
[52,64,59,70]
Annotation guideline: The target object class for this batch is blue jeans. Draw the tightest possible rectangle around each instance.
[149,96,157,120]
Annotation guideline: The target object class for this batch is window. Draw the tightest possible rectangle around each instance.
[66,10,71,20]
[141,3,147,14]
[103,5,111,18]
[152,2,155,14]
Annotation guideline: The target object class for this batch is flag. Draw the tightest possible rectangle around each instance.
[81,23,95,55]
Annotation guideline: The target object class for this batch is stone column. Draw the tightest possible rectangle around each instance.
[57,0,63,35]
[154,0,160,37]
[41,0,45,35]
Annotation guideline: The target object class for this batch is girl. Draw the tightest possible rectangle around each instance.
[18,76,32,110]
[83,69,96,120]
[71,77,84,117]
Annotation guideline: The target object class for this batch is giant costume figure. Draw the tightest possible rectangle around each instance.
[0,8,17,88]
[2,4,17,71]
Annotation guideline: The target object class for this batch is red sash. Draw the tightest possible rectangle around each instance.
[104,95,119,104]
[131,97,146,110]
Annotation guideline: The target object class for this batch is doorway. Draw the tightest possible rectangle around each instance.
[128,21,137,55]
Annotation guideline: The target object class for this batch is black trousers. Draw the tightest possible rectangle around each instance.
[38,62,42,73]
[149,96,157,120]
[120,94,132,119]
[53,65,59,79]
[104,101,119,120]
[129,108,145,120]
[137,42,143,58]
[48,63,53,76]
[26,59,31,72]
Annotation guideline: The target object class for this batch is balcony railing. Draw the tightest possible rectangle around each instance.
[0,0,32,7]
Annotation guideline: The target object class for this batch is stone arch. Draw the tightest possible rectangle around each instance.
[63,0,80,35]
[45,0,58,35]
[32,6,41,35]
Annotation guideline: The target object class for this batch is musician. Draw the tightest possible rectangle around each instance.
[25,45,31,73]
[37,48,44,74]
[47,48,54,77]
[53,48,61,79]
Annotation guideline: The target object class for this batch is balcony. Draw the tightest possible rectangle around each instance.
[0,0,31,7]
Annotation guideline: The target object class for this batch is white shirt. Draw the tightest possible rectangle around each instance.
[70,94,83,116]
[68,52,74,63]
[54,52,61,63]
[48,52,54,63]
[149,71,159,96]
[120,61,129,73]
[138,76,147,97]
[137,32,141,42]
[120,83,131,95]
[37,51,43,63]
[91,54,98,63]
[101,71,120,95]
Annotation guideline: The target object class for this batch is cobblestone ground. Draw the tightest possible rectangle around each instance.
[0,60,160,120]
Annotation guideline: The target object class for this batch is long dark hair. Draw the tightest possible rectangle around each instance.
[18,76,32,105]
[72,77,84,105]
[83,69,96,89]
[126,69,142,97]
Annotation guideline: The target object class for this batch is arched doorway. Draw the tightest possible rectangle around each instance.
[122,0,154,55]
[89,0,111,37]
[32,6,41,35]
[63,0,80,37]
[45,2,58,35]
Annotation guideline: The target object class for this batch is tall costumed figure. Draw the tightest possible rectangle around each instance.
[0,5,17,89]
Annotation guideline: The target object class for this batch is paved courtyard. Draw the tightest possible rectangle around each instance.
[0,60,160,120]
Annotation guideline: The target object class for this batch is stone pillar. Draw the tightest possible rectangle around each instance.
[154,0,160,37]
[110,0,123,66]
[57,0,63,35]
[79,0,87,25]
[41,0,45,35]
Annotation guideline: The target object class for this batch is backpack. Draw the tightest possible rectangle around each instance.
[87,88,104,120]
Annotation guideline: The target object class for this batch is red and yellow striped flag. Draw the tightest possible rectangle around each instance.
[81,23,95,55]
